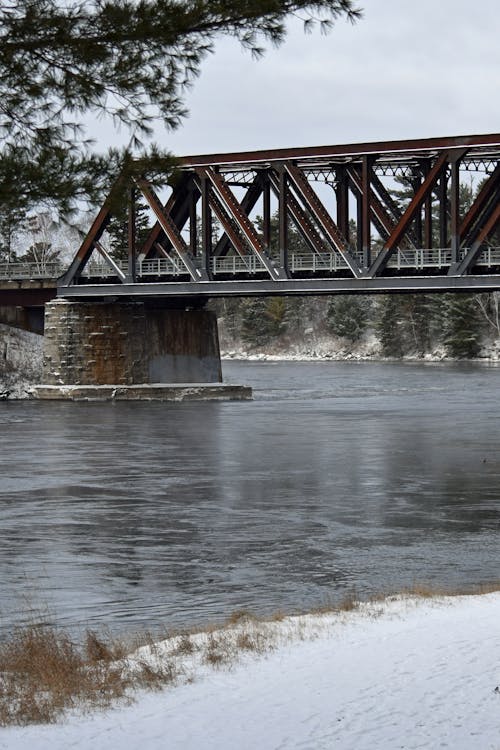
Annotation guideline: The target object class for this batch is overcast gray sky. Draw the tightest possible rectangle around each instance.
[152,0,499,157]
[92,0,499,158]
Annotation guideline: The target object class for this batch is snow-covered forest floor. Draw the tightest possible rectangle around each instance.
[0,324,42,398]
[3,592,500,749]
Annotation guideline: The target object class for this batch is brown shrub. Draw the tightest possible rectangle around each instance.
[0,624,175,726]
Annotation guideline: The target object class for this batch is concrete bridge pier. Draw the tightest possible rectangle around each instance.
[34,299,251,401]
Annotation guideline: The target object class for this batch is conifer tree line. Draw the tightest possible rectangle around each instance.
[213,290,499,359]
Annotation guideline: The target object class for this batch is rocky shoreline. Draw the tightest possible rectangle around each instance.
[3,323,500,401]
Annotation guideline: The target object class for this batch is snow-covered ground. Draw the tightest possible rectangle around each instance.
[3,593,500,750]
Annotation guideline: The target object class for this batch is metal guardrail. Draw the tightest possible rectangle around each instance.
[211,255,267,274]
[2,248,500,281]
[0,262,65,279]
[80,257,193,277]
[289,253,351,273]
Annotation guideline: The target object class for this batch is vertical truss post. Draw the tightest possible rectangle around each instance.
[361,156,372,267]
[263,177,271,249]
[356,193,363,257]
[127,186,136,283]
[412,169,423,248]
[336,166,349,244]
[201,175,212,279]
[450,158,461,265]
[439,171,448,249]
[423,162,433,249]
[189,186,198,256]
[278,166,289,274]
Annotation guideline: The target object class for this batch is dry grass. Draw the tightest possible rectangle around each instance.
[3,581,500,727]
[0,624,177,727]
[396,581,500,600]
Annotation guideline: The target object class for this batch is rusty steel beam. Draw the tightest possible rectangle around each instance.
[449,156,462,266]
[127,187,136,282]
[0,288,57,307]
[269,171,329,256]
[283,162,360,277]
[335,166,349,242]
[262,178,271,249]
[361,156,372,268]
[367,151,460,277]
[200,175,212,278]
[278,167,289,273]
[95,241,126,282]
[460,163,500,244]
[180,133,500,170]
[347,166,404,246]
[422,161,433,249]
[213,174,265,257]
[59,274,500,300]
[60,180,122,285]
[189,187,198,256]
[197,167,284,280]
[453,202,500,275]
[137,179,206,281]
[439,172,448,249]
[141,173,194,259]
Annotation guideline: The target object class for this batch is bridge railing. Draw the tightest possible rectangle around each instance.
[212,255,268,275]
[2,247,500,282]
[79,258,189,277]
[386,248,455,270]
[289,253,352,273]
[0,261,65,279]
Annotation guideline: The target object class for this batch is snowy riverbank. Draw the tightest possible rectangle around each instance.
[4,592,500,750]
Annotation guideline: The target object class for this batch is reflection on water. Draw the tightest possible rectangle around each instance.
[1,360,500,634]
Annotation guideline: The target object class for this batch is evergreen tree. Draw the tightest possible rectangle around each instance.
[0,205,25,262]
[327,295,370,342]
[402,294,444,355]
[441,294,483,358]
[105,196,152,260]
[376,295,406,357]
[0,1,360,213]
[241,297,288,347]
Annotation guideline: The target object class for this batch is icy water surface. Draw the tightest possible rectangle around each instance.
[1,360,500,634]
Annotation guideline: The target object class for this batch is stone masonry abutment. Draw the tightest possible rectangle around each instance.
[42,300,222,386]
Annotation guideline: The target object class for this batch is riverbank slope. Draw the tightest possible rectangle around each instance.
[3,592,500,750]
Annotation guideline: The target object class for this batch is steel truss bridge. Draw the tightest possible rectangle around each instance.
[4,133,500,300]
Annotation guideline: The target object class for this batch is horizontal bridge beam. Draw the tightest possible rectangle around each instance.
[180,133,500,169]
[58,274,500,300]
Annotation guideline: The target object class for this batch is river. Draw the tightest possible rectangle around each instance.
[1,360,500,635]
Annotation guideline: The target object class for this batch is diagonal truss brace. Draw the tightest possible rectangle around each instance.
[283,162,361,278]
[141,173,194,259]
[459,163,500,246]
[213,174,265,257]
[137,179,207,281]
[197,167,285,280]
[347,166,419,248]
[60,181,122,285]
[95,241,126,281]
[452,202,500,276]
[347,166,397,243]
[367,151,464,277]
[268,171,329,256]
